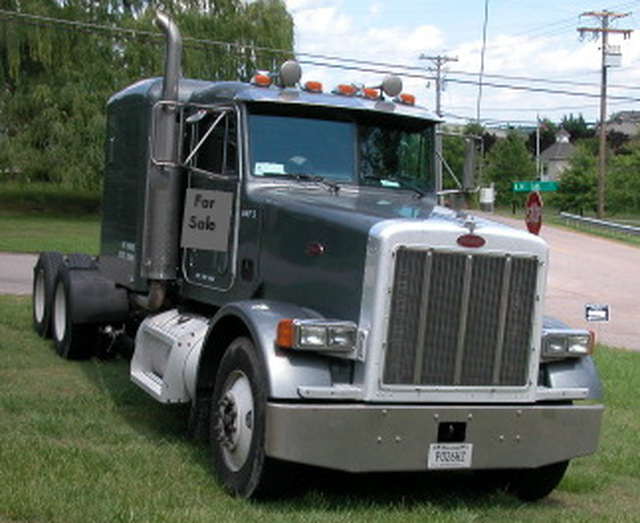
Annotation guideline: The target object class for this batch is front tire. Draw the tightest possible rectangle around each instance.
[507,460,570,501]
[210,337,281,498]
[32,251,64,338]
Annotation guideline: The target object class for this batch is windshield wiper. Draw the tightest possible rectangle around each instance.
[363,175,427,198]
[395,176,428,198]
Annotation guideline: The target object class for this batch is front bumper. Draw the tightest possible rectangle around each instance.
[265,403,603,472]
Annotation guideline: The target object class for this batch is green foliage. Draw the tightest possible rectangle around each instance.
[552,136,640,215]
[0,0,294,191]
[441,132,465,190]
[554,141,598,214]
[482,130,536,207]
[561,114,595,141]
[607,138,640,213]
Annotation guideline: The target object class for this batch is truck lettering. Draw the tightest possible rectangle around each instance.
[193,193,216,209]
[188,214,217,231]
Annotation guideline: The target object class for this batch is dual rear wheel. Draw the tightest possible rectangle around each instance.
[32,252,96,359]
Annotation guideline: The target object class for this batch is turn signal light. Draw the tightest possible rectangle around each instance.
[276,319,295,349]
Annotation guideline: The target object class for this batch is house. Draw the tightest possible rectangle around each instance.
[604,111,640,137]
[540,128,575,181]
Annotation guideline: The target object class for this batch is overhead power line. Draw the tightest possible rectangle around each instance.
[1,8,639,110]
[4,8,637,93]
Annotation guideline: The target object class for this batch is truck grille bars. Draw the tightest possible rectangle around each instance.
[383,249,539,388]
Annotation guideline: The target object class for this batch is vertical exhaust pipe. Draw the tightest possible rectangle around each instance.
[139,12,183,308]
[156,12,182,103]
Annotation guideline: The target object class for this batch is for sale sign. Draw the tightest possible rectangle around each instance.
[181,189,233,251]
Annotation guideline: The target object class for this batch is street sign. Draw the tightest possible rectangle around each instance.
[525,191,543,235]
[513,180,558,193]
[585,304,611,322]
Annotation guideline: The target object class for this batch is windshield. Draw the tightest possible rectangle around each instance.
[248,108,435,192]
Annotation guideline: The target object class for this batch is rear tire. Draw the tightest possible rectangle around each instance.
[32,251,64,338]
[210,337,283,498]
[51,265,95,360]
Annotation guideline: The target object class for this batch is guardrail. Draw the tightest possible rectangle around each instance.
[559,212,640,238]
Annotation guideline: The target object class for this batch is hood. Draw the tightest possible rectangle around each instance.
[251,184,475,321]
[254,184,459,231]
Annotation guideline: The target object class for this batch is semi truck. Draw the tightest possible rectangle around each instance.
[32,12,603,500]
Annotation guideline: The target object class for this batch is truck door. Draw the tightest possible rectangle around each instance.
[180,107,238,292]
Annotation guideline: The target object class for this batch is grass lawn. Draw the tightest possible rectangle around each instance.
[0,183,100,254]
[1,295,639,522]
[0,212,101,254]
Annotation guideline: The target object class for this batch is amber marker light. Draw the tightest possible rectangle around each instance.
[334,84,357,96]
[251,73,272,87]
[276,319,295,349]
[303,80,323,93]
[361,88,380,100]
[397,93,416,106]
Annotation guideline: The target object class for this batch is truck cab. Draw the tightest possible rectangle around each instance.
[32,12,603,501]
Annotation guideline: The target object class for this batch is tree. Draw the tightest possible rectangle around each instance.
[0,0,294,191]
[483,130,536,208]
[441,130,466,190]
[606,137,640,213]
[554,141,597,214]
[561,114,595,142]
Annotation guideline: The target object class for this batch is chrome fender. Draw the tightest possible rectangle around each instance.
[201,300,334,399]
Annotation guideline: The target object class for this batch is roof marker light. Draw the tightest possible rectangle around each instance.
[303,80,323,93]
[396,93,416,106]
[251,73,272,87]
[361,88,380,100]
[334,84,357,96]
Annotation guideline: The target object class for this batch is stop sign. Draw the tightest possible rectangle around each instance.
[525,191,543,235]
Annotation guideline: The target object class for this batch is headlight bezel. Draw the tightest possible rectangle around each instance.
[277,318,358,353]
[542,328,595,360]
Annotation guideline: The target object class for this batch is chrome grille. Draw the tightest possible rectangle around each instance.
[383,249,538,387]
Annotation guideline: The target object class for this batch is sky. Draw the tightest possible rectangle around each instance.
[281,0,640,128]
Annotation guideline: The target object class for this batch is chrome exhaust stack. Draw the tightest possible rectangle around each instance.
[139,12,183,307]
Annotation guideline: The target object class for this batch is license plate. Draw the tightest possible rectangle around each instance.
[427,443,473,470]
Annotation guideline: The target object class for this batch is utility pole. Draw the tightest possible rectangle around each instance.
[578,11,632,218]
[420,54,458,194]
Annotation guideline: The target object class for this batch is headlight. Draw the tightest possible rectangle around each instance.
[277,319,357,352]
[542,329,594,360]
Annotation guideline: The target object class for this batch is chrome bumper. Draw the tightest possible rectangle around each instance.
[265,403,603,472]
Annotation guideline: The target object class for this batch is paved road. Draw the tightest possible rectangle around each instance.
[0,253,36,295]
[1,218,639,350]
[478,213,640,352]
